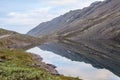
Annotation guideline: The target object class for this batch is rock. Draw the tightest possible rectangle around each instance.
[30,53,59,75]
[46,64,56,68]
[0,59,4,62]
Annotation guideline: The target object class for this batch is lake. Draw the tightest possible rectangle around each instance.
[27,40,120,80]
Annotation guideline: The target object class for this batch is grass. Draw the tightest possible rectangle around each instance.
[0,28,16,35]
[0,49,81,80]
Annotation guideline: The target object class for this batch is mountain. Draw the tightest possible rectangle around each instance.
[27,1,102,37]
[57,0,120,42]
[28,0,120,42]
[0,28,42,50]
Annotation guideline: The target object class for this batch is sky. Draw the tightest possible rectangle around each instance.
[0,0,104,34]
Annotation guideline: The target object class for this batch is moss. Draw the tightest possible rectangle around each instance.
[0,49,81,80]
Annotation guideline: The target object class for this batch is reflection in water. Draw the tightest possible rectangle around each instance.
[37,40,120,78]
[27,47,120,80]
[60,39,120,77]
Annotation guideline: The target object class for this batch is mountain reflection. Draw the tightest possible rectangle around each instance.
[38,40,120,77]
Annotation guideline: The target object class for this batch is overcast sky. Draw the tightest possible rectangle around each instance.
[0,0,104,33]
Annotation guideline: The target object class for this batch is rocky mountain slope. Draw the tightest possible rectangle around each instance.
[28,0,120,42]
[57,0,120,42]
[27,1,102,37]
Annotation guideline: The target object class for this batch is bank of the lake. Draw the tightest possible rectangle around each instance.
[0,48,80,80]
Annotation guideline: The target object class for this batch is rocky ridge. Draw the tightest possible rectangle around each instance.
[28,0,120,42]
[27,1,102,37]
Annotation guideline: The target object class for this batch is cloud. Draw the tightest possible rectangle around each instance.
[46,0,78,5]
[0,6,70,29]
[0,7,57,27]
[40,0,104,10]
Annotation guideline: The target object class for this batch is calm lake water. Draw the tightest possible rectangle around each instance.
[27,46,120,80]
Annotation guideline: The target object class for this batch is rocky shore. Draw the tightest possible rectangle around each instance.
[29,53,59,75]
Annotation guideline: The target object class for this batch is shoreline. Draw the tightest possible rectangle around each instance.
[29,53,59,75]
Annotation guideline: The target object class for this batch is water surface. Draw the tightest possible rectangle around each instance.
[27,46,120,80]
